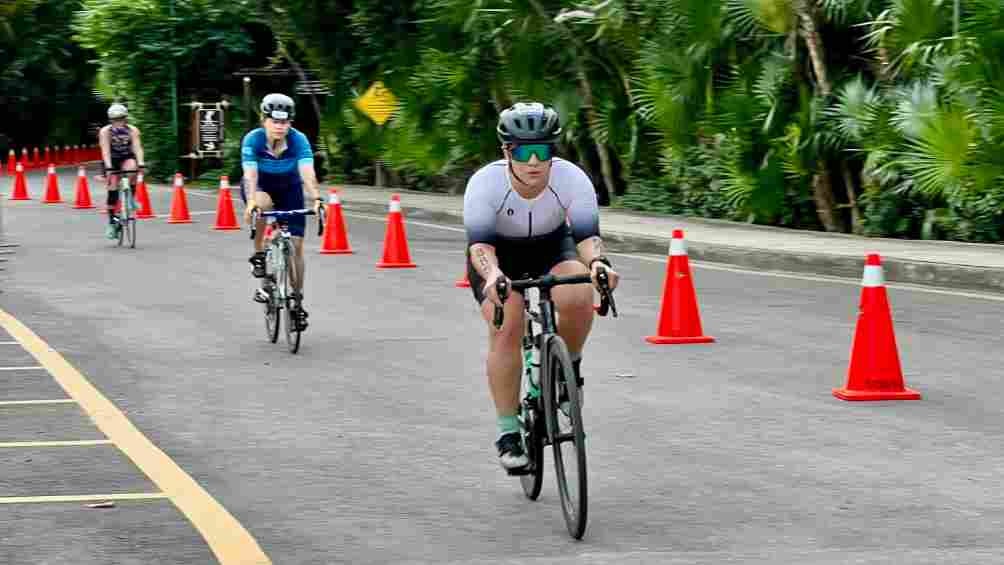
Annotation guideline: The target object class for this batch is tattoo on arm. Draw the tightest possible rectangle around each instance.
[471,245,498,279]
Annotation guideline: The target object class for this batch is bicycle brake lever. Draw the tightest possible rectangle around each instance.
[596,268,618,318]
[493,278,509,330]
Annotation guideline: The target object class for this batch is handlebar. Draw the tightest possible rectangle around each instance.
[492,266,617,330]
[249,207,325,240]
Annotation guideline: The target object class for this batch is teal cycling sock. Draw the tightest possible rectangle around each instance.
[497,414,520,437]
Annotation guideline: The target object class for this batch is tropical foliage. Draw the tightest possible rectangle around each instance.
[5,0,1004,240]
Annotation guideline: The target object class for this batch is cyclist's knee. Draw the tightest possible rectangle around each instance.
[483,297,524,346]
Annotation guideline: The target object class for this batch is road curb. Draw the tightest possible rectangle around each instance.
[343,197,1004,295]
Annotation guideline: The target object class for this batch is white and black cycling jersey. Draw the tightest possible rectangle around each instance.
[462,158,600,245]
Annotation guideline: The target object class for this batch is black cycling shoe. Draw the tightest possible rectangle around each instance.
[495,432,528,471]
[249,252,266,278]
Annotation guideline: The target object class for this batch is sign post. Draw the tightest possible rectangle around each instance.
[182,100,230,179]
[353,81,399,187]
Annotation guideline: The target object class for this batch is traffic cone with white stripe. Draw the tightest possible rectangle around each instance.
[455,271,471,288]
[72,166,94,209]
[212,176,240,230]
[645,229,714,344]
[9,163,29,200]
[376,194,416,268]
[42,164,63,204]
[134,171,155,218]
[167,173,193,224]
[833,254,920,401]
[319,188,353,254]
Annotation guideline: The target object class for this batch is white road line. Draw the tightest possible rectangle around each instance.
[0,492,168,505]
[0,399,75,406]
[0,439,113,448]
[0,366,44,371]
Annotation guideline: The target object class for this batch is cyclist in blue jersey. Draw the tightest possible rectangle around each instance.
[242,93,323,331]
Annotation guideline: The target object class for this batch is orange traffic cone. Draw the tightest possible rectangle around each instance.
[376,194,416,268]
[455,271,470,288]
[42,164,63,204]
[212,176,240,230]
[645,229,714,344]
[6,150,14,176]
[32,147,40,169]
[72,166,94,209]
[19,148,28,171]
[9,163,29,200]
[167,173,193,224]
[833,254,921,401]
[134,171,155,218]
[319,188,353,254]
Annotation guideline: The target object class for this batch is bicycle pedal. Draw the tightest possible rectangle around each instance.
[504,464,533,476]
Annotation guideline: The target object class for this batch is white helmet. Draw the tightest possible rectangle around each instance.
[107,103,128,120]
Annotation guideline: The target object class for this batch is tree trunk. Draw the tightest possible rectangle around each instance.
[797,0,843,230]
[527,0,618,203]
[577,67,617,205]
[841,161,863,234]
[795,0,831,96]
[812,167,844,232]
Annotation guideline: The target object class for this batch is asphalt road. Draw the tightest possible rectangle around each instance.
[2,168,1003,564]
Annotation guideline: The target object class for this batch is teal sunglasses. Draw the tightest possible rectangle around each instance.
[510,143,555,163]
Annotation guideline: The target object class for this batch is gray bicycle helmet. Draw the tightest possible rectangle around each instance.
[107,103,128,120]
[260,93,296,120]
[496,102,561,143]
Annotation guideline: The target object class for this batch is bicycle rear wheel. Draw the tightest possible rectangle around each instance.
[542,334,588,539]
[282,243,302,354]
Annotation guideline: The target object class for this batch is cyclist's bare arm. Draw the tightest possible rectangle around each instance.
[129,125,145,167]
[298,162,322,206]
[243,165,259,207]
[98,126,112,171]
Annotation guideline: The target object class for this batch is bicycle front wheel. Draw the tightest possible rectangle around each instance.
[125,191,136,248]
[282,242,301,354]
[542,334,588,539]
[519,396,545,500]
[265,249,281,343]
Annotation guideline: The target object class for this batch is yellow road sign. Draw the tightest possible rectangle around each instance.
[354,81,399,126]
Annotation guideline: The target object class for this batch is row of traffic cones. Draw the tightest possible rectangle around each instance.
[3,146,99,175]
[9,163,921,401]
[641,230,919,401]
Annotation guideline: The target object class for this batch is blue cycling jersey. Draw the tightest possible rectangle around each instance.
[241,127,314,190]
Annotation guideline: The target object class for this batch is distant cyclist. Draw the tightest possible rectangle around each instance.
[241,93,323,331]
[462,102,621,471]
[98,103,145,239]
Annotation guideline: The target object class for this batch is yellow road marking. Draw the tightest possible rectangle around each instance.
[0,366,44,371]
[0,492,168,505]
[0,309,271,564]
[0,439,112,448]
[0,399,75,406]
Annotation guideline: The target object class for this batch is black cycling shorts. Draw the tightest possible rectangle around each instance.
[466,224,580,305]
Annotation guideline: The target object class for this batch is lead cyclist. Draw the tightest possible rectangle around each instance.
[462,102,621,471]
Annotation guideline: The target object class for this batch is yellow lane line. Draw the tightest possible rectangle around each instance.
[0,492,168,505]
[0,439,112,448]
[0,309,270,564]
[0,399,76,406]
